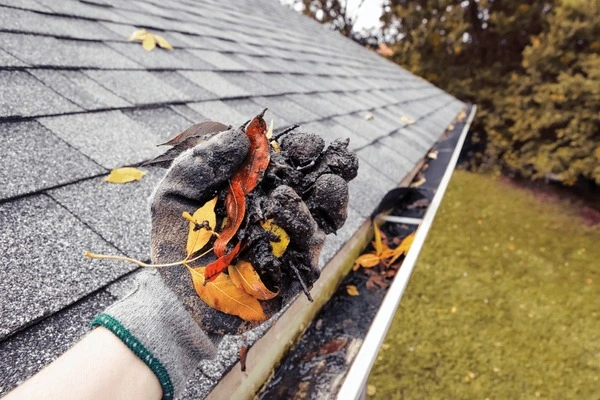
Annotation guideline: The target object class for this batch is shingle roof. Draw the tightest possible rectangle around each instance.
[0,0,464,397]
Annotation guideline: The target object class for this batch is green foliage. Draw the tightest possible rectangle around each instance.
[383,0,600,185]
[369,170,600,399]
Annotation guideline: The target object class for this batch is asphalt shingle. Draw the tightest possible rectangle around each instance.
[0,70,81,118]
[122,107,194,144]
[0,121,106,200]
[187,100,248,125]
[83,70,189,105]
[0,194,130,340]
[107,42,213,70]
[0,32,140,69]
[38,111,163,169]
[179,71,248,98]
[29,69,131,110]
[347,159,396,217]
[48,170,164,260]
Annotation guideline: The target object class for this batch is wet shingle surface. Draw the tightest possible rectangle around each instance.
[0,0,465,397]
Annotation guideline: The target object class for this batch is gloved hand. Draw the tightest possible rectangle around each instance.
[92,123,353,399]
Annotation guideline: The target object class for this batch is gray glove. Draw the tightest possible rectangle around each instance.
[93,127,351,399]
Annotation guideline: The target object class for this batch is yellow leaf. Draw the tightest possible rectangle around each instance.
[354,253,381,268]
[154,34,173,50]
[142,36,156,51]
[373,222,383,256]
[260,219,290,258]
[188,265,266,321]
[184,197,217,256]
[270,140,281,153]
[104,167,146,184]
[229,261,278,300]
[346,285,359,296]
[266,119,274,139]
[389,232,415,264]
[400,115,416,125]
[128,29,148,41]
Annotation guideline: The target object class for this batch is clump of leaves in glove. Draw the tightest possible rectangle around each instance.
[87,110,358,333]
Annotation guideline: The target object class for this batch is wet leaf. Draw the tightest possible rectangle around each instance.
[184,196,217,256]
[104,167,146,184]
[154,34,173,50]
[239,345,248,372]
[260,219,290,257]
[187,265,266,321]
[229,260,279,300]
[319,337,348,355]
[142,35,156,51]
[354,253,381,268]
[389,232,415,264]
[346,285,359,296]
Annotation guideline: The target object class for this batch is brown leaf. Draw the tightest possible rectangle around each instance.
[104,167,146,184]
[229,260,279,300]
[239,345,248,372]
[184,196,217,256]
[319,337,348,355]
[157,121,230,147]
[366,274,389,290]
[187,265,266,321]
[346,285,359,296]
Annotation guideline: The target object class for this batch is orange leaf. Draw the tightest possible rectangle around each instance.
[346,285,359,296]
[187,265,266,321]
[184,197,217,256]
[373,222,384,256]
[354,253,381,268]
[389,232,415,265]
[229,260,278,300]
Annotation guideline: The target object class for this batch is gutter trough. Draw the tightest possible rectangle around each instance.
[208,105,476,400]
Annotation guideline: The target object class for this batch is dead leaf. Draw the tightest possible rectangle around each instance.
[270,140,281,153]
[240,345,248,372]
[364,112,374,120]
[411,174,426,188]
[400,115,416,125]
[104,167,146,184]
[128,29,148,41]
[319,337,348,355]
[346,285,359,296]
[184,196,217,256]
[427,149,439,159]
[142,35,156,51]
[389,232,415,264]
[353,253,381,269]
[373,222,384,256]
[366,274,388,290]
[260,219,290,257]
[229,260,279,300]
[157,121,230,147]
[154,34,173,50]
[187,265,266,321]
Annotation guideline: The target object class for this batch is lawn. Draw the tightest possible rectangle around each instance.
[368,170,600,399]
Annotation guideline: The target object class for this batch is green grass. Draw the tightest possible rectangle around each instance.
[368,170,600,400]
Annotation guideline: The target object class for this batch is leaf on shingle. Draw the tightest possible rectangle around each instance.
[184,197,218,256]
[229,260,279,300]
[188,265,266,321]
[104,167,146,184]
[154,34,173,50]
[128,28,149,41]
[400,115,416,125]
[142,35,156,51]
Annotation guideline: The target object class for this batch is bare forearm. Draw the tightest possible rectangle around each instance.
[5,327,162,400]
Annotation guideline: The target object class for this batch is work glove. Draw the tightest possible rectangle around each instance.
[92,124,355,399]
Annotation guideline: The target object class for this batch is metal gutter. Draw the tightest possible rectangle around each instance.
[336,105,477,400]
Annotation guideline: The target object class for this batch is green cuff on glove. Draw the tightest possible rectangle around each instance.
[92,313,174,400]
